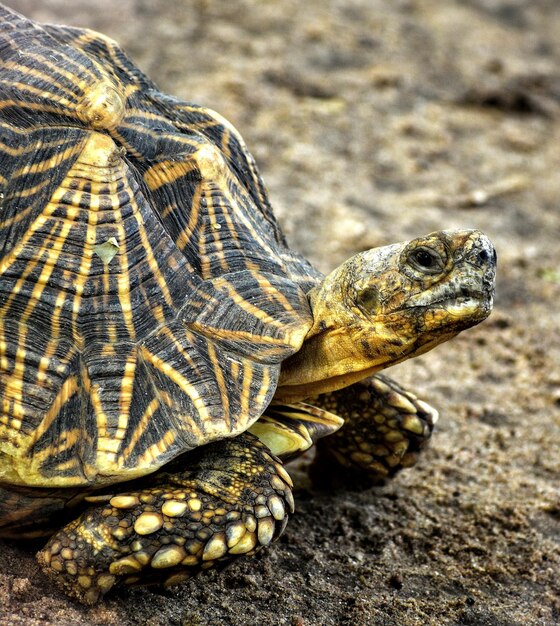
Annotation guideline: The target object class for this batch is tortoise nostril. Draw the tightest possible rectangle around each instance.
[476,246,497,265]
[477,249,491,264]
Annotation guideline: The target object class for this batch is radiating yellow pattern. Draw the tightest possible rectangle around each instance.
[0,10,316,488]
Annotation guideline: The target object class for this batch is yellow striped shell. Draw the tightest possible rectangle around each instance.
[0,7,318,488]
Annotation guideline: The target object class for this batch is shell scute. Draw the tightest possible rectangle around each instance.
[0,6,314,487]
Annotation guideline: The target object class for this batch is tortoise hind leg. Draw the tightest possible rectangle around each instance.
[37,432,293,604]
[310,374,438,485]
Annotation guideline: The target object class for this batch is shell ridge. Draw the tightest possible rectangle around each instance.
[0,6,314,489]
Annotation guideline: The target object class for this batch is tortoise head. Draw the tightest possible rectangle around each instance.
[276,230,496,401]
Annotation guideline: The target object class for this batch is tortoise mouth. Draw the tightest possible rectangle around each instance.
[439,293,491,318]
[402,287,494,318]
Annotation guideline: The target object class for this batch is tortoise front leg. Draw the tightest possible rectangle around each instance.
[37,433,293,604]
[311,374,438,484]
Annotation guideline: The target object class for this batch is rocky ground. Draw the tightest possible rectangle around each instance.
[1,0,559,624]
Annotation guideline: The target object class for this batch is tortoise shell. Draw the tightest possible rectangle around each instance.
[0,7,318,488]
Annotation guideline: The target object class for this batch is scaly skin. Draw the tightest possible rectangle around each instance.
[37,433,293,604]
[311,374,439,484]
[276,230,496,401]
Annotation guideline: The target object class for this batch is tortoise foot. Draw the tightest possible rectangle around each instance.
[37,433,293,604]
[311,374,438,485]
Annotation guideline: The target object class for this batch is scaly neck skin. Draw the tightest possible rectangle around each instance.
[275,325,405,402]
[274,230,496,403]
[276,243,411,402]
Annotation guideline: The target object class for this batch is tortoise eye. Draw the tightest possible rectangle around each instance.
[414,249,435,268]
[408,247,444,274]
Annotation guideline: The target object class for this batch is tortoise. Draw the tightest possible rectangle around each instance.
[0,4,496,604]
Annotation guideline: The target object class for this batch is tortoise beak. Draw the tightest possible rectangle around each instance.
[447,230,496,319]
[464,230,497,302]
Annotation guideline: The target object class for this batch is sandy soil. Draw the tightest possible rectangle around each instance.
[1,1,559,624]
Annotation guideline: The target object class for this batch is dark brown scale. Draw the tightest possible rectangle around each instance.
[311,375,438,484]
[37,433,292,603]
